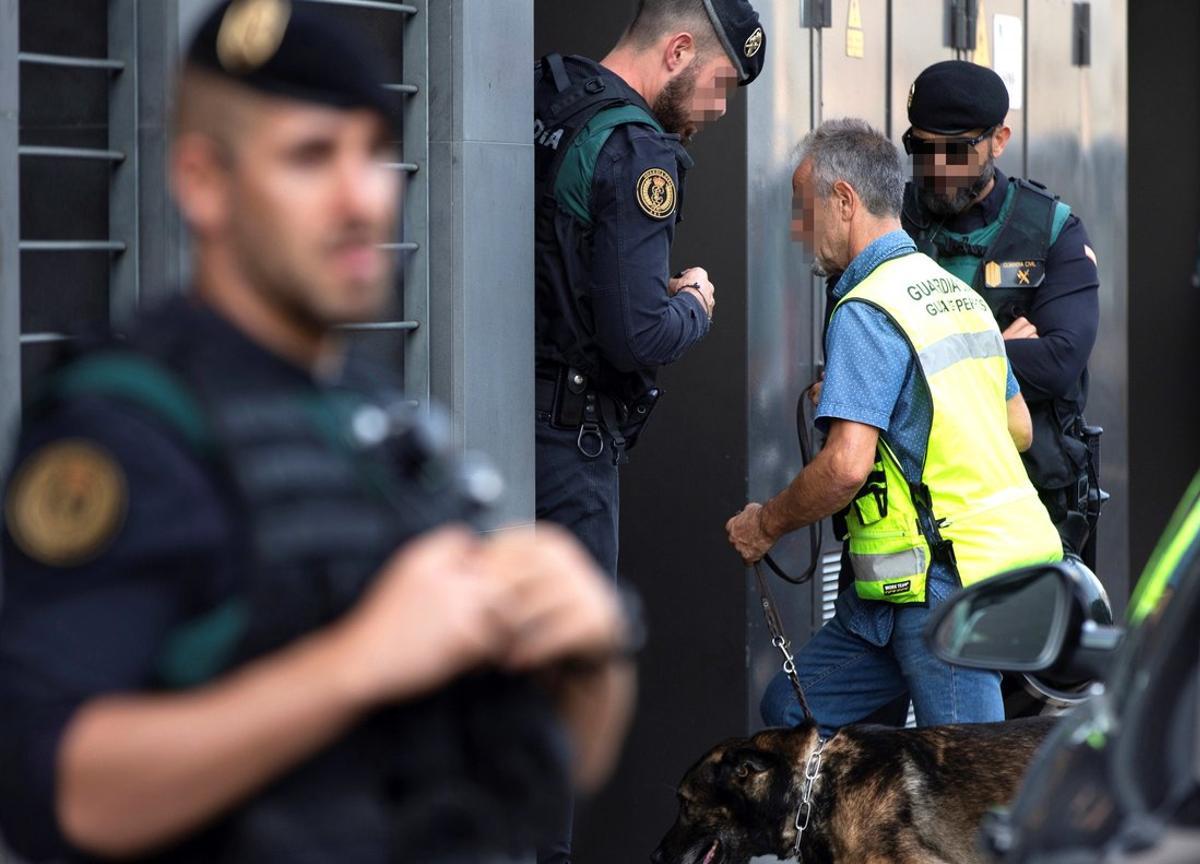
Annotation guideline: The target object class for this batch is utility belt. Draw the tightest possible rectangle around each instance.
[535,364,660,461]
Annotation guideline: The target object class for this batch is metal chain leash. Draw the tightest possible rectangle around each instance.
[792,736,827,858]
[753,561,815,724]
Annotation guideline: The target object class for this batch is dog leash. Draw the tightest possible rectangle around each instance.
[753,562,816,724]
[751,564,827,861]
[761,385,824,586]
[792,736,827,859]
[751,384,828,724]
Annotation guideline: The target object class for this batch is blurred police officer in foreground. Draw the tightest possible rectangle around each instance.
[902,61,1103,559]
[534,0,765,576]
[0,2,636,861]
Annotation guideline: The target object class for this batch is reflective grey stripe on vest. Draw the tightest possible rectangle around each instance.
[850,546,928,582]
[917,329,1007,377]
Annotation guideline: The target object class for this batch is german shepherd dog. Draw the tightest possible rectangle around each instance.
[653,716,1056,864]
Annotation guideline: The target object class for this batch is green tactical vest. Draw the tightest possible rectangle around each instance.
[903,178,1072,330]
[552,104,665,225]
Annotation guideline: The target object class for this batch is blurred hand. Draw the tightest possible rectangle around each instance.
[480,525,628,671]
[335,527,507,704]
[725,502,774,564]
[1002,316,1038,340]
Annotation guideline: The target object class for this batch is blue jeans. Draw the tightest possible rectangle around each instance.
[760,583,1004,737]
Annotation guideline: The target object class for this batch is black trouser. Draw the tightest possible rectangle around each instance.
[534,416,622,578]
[534,415,623,864]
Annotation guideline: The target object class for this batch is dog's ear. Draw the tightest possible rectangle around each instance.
[729,748,774,780]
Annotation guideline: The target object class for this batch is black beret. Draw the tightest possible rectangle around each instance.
[701,0,766,86]
[186,0,395,121]
[907,60,1009,135]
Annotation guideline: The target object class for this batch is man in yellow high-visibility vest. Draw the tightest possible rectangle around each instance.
[726,118,1062,733]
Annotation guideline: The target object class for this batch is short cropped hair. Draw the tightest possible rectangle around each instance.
[623,0,721,57]
[797,118,904,218]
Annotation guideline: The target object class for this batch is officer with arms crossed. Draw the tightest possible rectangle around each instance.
[725,119,1063,732]
[0,2,636,861]
[535,0,765,576]
[902,61,1103,559]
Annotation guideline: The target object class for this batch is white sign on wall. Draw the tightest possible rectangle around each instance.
[993,14,1024,112]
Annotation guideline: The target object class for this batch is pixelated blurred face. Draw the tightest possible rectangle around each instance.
[791,159,843,275]
[686,56,738,133]
[654,52,738,143]
[227,101,400,326]
[908,125,998,216]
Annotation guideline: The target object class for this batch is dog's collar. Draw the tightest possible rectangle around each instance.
[791,736,828,859]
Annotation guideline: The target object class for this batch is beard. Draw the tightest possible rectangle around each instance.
[917,153,997,217]
[652,63,700,143]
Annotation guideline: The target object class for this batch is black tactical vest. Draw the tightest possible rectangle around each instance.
[534,53,687,402]
[42,300,567,863]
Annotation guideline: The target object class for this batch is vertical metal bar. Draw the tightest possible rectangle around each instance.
[401,0,430,406]
[0,0,21,445]
[137,0,186,306]
[109,0,140,330]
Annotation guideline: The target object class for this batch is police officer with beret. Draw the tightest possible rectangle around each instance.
[902,60,1104,559]
[0,2,638,861]
[534,0,765,577]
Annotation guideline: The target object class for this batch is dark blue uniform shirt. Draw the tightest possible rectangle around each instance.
[944,170,1100,403]
[534,56,709,398]
[587,116,710,376]
[0,302,274,860]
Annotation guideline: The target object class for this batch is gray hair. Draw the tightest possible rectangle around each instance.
[797,118,904,218]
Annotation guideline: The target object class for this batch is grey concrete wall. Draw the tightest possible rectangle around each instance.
[1026,0,1130,603]
[429,0,535,526]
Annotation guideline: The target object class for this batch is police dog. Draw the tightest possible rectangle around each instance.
[653,716,1056,864]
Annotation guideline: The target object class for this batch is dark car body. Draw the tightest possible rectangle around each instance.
[927,474,1200,863]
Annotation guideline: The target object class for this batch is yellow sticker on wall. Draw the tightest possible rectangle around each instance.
[847,0,865,58]
[974,0,991,68]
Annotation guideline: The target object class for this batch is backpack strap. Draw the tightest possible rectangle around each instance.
[44,352,215,457]
[545,52,571,93]
[553,104,664,225]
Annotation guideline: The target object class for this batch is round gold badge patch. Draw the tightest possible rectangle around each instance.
[635,168,677,220]
[744,27,764,59]
[5,440,128,567]
[217,0,292,73]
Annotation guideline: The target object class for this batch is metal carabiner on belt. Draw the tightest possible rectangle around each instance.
[577,422,605,458]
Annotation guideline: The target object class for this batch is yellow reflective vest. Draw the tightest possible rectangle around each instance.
[834,252,1063,604]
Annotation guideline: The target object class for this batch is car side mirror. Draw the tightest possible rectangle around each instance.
[926,561,1126,682]
[927,564,1075,672]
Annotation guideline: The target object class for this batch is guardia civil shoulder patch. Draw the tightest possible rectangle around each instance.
[5,440,128,567]
[635,167,677,219]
